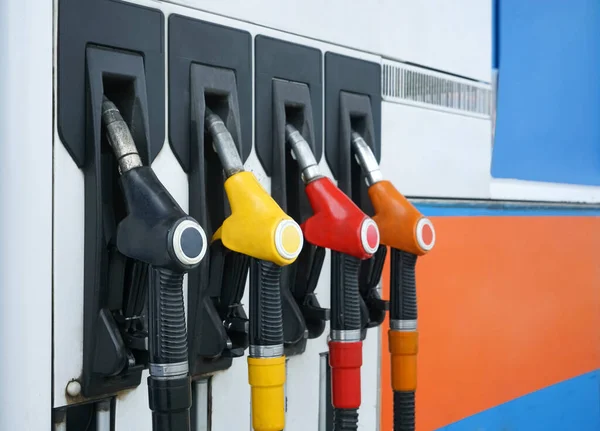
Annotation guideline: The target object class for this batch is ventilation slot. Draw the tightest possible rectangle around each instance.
[382,59,492,118]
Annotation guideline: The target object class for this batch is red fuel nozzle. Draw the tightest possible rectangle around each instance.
[286,124,380,417]
[301,177,379,260]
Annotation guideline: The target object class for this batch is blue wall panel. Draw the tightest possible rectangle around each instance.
[491,0,600,186]
[437,370,600,431]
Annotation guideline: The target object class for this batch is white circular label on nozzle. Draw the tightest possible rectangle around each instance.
[360,218,380,255]
[172,219,208,266]
[274,219,304,260]
[416,217,435,251]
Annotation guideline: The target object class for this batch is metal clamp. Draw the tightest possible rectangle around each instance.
[249,344,285,358]
[390,319,417,331]
[149,361,189,379]
[330,329,362,343]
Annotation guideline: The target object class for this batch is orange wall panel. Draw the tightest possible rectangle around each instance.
[380,216,600,431]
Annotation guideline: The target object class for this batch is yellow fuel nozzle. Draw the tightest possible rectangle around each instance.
[205,108,303,266]
[212,171,303,266]
[205,109,299,431]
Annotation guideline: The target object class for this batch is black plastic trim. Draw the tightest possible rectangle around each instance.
[169,16,252,376]
[255,37,328,356]
[324,52,381,208]
[57,0,165,167]
[169,15,252,172]
[81,46,155,397]
[255,35,323,176]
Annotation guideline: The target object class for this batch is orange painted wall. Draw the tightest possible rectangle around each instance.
[380,216,600,431]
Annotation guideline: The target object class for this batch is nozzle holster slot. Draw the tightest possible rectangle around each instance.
[168,16,252,377]
[57,0,165,167]
[325,53,387,337]
[169,15,252,172]
[79,46,156,397]
[255,36,328,356]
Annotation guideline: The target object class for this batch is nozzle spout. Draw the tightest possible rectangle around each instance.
[204,108,244,178]
[351,132,382,186]
[101,96,143,173]
[285,124,321,184]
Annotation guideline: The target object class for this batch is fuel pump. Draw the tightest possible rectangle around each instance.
[204,108,304,431]
[351,132,435,431]
[101,97,208,431]
[285,124,380,431]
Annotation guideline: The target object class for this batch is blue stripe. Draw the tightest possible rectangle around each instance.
[437,370,600,431]
[415,202,600,217]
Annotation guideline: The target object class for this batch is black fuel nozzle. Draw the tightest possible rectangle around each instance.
[102,97,208,431]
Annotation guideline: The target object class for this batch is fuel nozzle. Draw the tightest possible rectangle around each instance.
[102,97,207,431]
[351,131,435,431]
[205,109,303,431]
[285,124,381,429]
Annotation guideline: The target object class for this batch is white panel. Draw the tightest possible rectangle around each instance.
[162,0,491,81]
[114,372,153,431]
[0,1,53,430]
[285,252,331,431]
[53,142,85,408]
[381,102,492,199]
[210,353,251,430]
[379,0,492,82]
[358,327,381,431]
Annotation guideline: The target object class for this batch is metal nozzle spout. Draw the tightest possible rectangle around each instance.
[101,96,143,174]
[204,108,244,178]
[350,132,382,186]
[285,124,321,184]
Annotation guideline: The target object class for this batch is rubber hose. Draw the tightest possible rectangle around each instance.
[333,408,359,431]
[390,249,417,321]
[250,259,284,346]
[393,391,415,431]
[148,267,187,363]
[331,252,362,331]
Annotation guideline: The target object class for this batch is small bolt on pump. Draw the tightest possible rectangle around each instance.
[285,124,380,431]
[205,108,304,431]
[351,132,435,431]
[101,97,208,431]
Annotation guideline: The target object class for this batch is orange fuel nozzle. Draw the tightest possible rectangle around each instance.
[351,131,435,431]
[351,132,435,255]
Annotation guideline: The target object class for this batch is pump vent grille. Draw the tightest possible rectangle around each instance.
[382,60,492,119]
